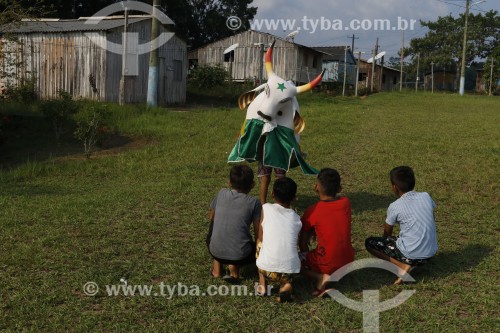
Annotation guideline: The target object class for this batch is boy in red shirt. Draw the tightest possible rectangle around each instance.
[299,168,355,296]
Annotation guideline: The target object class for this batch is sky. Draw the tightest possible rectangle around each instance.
[248,0,500,60]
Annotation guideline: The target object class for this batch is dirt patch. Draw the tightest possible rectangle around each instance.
[0,115,152,170]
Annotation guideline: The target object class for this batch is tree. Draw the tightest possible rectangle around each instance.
[1,0,258,49]
[0,0,47,25]
[407,10,499,90]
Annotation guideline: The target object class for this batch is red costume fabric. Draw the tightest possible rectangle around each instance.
[301,197,355,274]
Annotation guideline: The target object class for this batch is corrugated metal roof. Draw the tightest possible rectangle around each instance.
[0,17,149,33]
[312,46,352,61]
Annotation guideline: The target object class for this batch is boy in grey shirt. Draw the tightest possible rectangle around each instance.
[207,165,261,281]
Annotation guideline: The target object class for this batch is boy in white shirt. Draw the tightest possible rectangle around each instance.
[365,166,438,283]
[256,177,302,302]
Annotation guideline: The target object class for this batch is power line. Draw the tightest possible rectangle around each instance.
[435,0,491,13]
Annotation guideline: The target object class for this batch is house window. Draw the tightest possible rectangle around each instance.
[359,72,367,81]
[173,60,183,81]
[303,53,309,66]
[224,50,235,62]
[312,56,318,68]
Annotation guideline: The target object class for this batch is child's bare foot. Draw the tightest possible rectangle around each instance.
[316,273,331,291]
[255,284,267,296]
[210,260,223,278]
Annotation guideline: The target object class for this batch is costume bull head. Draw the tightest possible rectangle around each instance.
[238,41,325,135]
[228,41,324,175]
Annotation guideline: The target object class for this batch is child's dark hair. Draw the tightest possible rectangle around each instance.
[229,165,254,192]
[390,166,415,193]
[273,177,297,205]
[317,168,341,197]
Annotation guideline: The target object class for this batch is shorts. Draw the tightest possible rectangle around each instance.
[258,269,296,286]
[301,253,339,275]
[257,161,286,178]
[365,236,429,266]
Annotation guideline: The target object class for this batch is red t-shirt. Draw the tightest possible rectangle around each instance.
[301,197,355,274]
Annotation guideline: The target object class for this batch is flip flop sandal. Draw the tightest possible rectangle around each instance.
[315,288,335,298]
[222,275,240,284]
[278,291,294,303]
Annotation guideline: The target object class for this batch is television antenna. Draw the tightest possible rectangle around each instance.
[285,30,299,43]
[367,51,386,64]
[223,43,239,55]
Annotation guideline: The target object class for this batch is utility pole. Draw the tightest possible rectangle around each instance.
[431,61,434,94]
[119,8,129,106]
[355,51,364,97]
[147,0,161,107]
[415,54,420,92]
[400,30,404,91]
[259,43,264,84]
[347,34,359,53]
[371,37,379,93]
[459,0,470,96]
[489,56,494,96]
[342,46,348,96]
[379,55,384,91]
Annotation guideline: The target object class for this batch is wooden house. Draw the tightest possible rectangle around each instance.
[312,46,356,86]
[0,16,187,105]
[424,69,456,92]
[188,30,325,85]
[358,59,401,91]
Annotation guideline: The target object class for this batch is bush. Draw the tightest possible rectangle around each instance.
[73,102,110,158]
[38,90,79,141]
[1,78,38,103]
[189,65,228,88]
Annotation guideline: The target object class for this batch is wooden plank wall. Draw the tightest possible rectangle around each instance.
[0,21,187,104]
[194,31,322,84]
[0,32,107,100]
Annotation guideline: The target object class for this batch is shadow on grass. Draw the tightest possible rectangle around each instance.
[0,183,72,197]
[325,244,494,294]
[0,115,133,170]
[346,191,394,214]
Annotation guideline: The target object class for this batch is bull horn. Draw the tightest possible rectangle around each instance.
[296,69,326,94]
[264,41,276,76]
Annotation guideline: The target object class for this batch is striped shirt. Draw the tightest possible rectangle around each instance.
[386,191,438,259]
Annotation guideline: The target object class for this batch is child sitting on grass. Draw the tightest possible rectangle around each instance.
[256,177,302,302]
[365,166,437,283]
[207,165,262,281]
[300,168,355,297]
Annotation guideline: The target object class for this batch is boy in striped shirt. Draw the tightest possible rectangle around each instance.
[365,166,438,281]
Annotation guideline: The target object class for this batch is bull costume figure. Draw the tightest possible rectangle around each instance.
[228,41,325,175]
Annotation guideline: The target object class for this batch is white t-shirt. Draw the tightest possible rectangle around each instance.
[256,203,302,273]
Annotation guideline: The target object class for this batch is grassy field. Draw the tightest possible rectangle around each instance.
[0,92,498,332]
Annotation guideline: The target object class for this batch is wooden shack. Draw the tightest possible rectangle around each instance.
[312,46,356,86]
[358,59,401,91]
[424,69,456,92]
[188,30,324,84]
[0,16,186,104]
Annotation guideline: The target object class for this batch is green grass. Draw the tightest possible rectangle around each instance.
[0,92,499,332]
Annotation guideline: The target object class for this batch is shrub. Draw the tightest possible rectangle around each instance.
[73,102,110,158]
[189,65,228,88]
[39,90,79,141]
[1,78,38,103]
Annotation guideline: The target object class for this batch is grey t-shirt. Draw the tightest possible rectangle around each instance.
[209,188,261,260]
